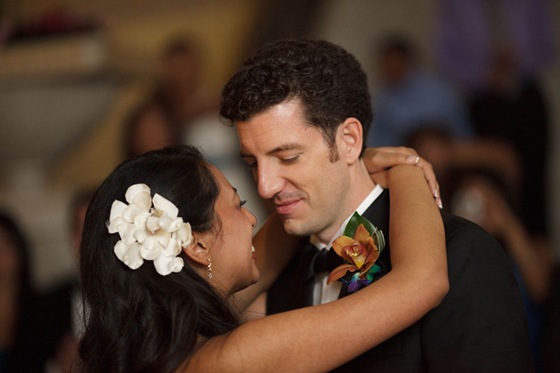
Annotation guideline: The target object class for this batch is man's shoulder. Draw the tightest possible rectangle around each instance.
[440,211,510,264]
[441,210,490,242]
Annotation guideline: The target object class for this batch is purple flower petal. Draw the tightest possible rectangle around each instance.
[347,280,361,293]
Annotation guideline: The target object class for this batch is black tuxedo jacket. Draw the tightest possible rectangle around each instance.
[267,190,534,372]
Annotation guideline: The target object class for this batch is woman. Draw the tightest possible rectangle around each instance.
[78,145,447,372]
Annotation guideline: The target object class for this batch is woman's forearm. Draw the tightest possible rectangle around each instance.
[386,165,447,283]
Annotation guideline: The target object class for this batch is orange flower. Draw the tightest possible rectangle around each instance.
[326,224,381,285]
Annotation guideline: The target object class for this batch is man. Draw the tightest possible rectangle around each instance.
[220,39,533,372]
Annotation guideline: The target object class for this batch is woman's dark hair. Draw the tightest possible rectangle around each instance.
[78,146,239,373]
[220,39,372,156]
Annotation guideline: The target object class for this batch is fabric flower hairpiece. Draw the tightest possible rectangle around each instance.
[327,212,385,293]
[106,183,192,276]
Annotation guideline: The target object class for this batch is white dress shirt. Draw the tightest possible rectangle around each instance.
[310,184,384,305]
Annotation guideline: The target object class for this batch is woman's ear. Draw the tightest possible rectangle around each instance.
[183,232,212,266]
[337,117,363,164]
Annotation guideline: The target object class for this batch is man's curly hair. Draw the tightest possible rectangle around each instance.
[220,39,372,154]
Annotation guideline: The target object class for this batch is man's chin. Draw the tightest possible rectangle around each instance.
[281,217,311,237]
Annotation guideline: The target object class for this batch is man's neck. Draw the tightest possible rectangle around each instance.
[315,160,376,244]
[312,185,383,249]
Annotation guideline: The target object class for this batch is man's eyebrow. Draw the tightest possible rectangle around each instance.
[240,143,303,158]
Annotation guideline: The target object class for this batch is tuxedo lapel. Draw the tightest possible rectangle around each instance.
[361,189,392,275]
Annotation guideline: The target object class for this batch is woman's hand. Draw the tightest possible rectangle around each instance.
[363,147,442,209]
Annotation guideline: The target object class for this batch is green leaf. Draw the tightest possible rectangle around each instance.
[373,229,385,253]
[364,264,381,281]
[343,212,360,236]
[344,212,377,236]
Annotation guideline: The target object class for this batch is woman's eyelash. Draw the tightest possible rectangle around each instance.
[240,200,247,207]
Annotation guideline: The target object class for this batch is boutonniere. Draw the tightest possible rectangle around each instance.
[327,212,385,293]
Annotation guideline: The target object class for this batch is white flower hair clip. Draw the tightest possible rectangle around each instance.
[106,183,192,276]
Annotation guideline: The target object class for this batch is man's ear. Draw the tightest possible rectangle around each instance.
[183,232,213,266]
[337,117,363,164]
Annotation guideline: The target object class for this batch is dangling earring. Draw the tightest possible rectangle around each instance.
[207,258,213,279]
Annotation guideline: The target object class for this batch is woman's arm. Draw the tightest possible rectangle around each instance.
[363,147,442,208]
[185,165,448,372]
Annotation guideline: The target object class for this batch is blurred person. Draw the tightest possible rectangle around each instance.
[152,35,217,136]
[367,34,473,148]
[447,168,554,369]
[123,101,182,159]
[407,124,550,371]
[14,190,94,373]
[405,124,521,205]
[0,210,35,372]
[448,168,554,303]
[468,44,551,238]
[43,190,94,373]
[404,126,456,183]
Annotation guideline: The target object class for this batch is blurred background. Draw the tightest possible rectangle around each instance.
[0,0,559,370]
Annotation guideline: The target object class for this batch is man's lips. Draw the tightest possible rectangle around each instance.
[275,199,301,215]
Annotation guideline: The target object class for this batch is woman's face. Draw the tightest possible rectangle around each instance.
[207,165,259,295]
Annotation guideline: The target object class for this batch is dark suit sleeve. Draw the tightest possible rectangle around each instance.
[422,214,534,373]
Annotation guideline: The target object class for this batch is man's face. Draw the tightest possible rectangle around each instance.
[236,99,352,242]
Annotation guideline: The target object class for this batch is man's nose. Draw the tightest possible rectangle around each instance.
[256,164,283,200]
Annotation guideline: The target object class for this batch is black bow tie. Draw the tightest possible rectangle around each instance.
[299,242,345,280]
